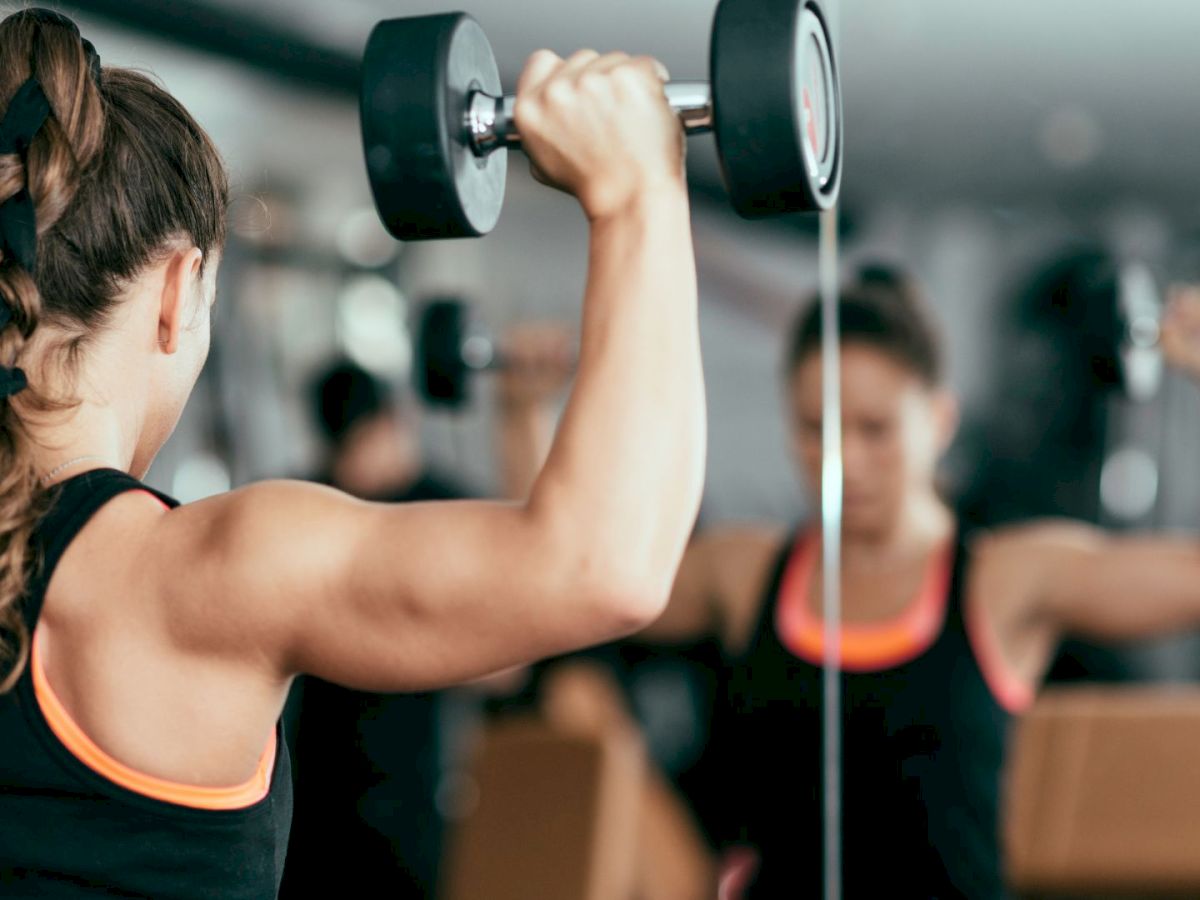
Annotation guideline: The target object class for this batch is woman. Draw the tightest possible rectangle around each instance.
[0,9,704,898]
[648,270,1200,898]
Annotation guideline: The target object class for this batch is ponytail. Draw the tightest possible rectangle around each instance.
[0,8,228,689]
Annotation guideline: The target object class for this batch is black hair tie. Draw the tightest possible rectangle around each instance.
[0,78,51,275]
[0,9,102,276]
[0,366,27,398]
[0,291,24,397]
[0,8,102,398]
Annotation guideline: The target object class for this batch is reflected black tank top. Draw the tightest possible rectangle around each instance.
[726,531,1013,899]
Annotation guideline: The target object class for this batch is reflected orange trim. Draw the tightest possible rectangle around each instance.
[31,631,275,810]
[775,532,953,671]
[963,599,1035,714]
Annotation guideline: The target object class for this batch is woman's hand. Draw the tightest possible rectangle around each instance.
[1162,285,1200,381]
[513,49,685,221]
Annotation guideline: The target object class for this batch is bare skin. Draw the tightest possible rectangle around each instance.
[22,49,706,789]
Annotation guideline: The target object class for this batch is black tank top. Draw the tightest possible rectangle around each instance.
[726,530,1012,899]
[0,469,293,898]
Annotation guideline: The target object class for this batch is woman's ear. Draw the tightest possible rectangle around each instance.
[157,247,204,354]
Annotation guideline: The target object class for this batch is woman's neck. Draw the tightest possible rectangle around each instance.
[22,396,141,483]
[19,323,149,481]
[839,492,953,572]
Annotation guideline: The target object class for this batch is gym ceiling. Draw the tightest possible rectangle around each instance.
[60,0,1200,219]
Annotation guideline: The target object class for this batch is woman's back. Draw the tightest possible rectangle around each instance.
[0,470,292,898]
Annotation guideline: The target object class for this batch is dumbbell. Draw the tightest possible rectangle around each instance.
[1054,255,1164,402]
[415,299,497,407]
[361,0,842,241]
[416,297,578,408]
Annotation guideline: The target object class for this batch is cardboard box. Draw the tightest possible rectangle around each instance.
[442,717,643,900]
[1006,687,1200,895]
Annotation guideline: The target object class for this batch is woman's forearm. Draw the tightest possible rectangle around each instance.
[529,187,705,618]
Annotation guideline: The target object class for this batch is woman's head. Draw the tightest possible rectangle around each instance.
[785,265,958,539]
[0,8,228,688]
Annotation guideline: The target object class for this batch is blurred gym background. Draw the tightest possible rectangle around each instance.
[45,0,1200,894]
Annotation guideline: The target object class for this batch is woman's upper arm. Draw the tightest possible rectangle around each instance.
[146,480,651,693]
[1004,521,1200,641]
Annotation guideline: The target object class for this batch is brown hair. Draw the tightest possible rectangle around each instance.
[787,263,944,385]
[0,9,229,691]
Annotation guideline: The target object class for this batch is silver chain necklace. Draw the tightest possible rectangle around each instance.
[40,455,110,485]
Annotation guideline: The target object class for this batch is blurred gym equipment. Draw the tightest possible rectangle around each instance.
[414,298,576,409]
[441,719,643,900]
[1007,686,1200,895]
[414,299,493,408]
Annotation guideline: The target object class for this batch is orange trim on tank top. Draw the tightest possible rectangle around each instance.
[963,598,1035,714]
[31,631,275,811]
[775,532,954,671]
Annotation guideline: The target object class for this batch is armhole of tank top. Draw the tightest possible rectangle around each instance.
[962,582,1036,715]
[30,629,277,810]
[26,478,277,812]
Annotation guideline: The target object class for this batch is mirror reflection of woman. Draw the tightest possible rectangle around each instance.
[649,273,1200,898]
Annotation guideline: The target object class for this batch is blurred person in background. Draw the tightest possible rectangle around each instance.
[283,325,575,899]
[280,359,472,899]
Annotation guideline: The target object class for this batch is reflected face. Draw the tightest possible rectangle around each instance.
[788,343,955,538]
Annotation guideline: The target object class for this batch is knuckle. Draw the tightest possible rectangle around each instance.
[542,79,573,108]
[576,69,607,94]
[612,66,649,92]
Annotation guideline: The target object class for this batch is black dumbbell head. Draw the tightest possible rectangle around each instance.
[416,299,472,406]
[361,13,507,240]
[711,0,842,217]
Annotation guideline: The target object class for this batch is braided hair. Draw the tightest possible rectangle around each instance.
[0,8,229,690]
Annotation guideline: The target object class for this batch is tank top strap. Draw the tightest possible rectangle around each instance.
[22,468,178,633]
[939,523,978,630]
[740,524,806,658]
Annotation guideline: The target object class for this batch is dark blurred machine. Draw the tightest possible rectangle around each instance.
[959,246,1188,683]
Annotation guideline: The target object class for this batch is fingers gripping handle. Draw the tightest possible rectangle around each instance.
[466,82,714,157]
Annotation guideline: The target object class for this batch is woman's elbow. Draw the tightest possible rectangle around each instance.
[524,492,689,641]
[573,557,677,640]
